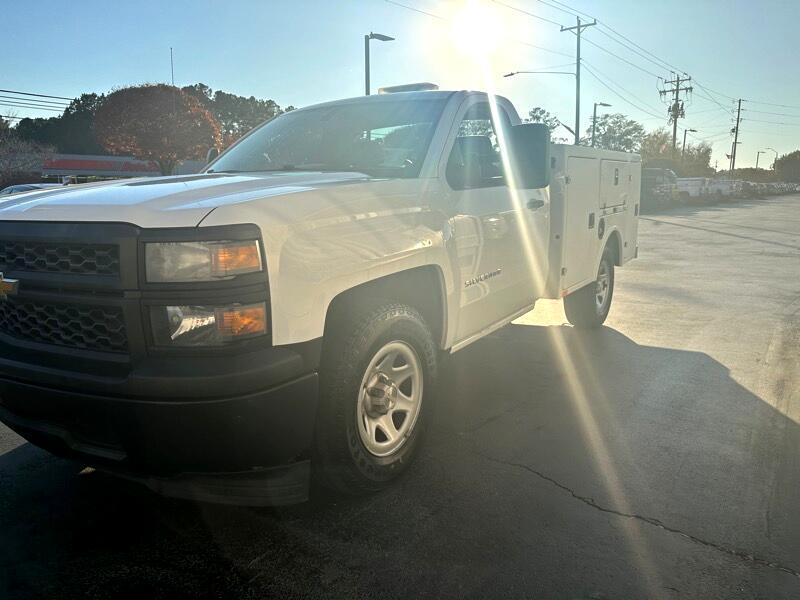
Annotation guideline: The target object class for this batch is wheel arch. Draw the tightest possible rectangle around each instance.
[606,229,623,266]
[323,265,449,350]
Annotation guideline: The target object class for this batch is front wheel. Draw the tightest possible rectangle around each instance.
[315,302,437,495]
[564,248,615,329]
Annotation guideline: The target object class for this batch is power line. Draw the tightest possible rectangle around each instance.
[739,129,799,137]
[742,117,800,127]
[382,0,573,57]
[743,108,800,119]
[450,0,800,138]
[691,82,733,112]
[536,0,592,19]
[690,81,736,101]
[0,94,68,108]
[535,0,683,73]
[384,0,444,20]
[0,88,73,101]
[582,63,665,120]
[743,98,800,110]
[578,34,662,78]
[583,61,665,117]
[592,27,675,73]
[0,101,63,112]
[492,0,564,27]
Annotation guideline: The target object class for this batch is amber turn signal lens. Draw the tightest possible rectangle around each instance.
[211,241,262,277]
[215,303,268,339]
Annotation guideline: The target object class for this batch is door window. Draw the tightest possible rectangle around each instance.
[446,103,511,190]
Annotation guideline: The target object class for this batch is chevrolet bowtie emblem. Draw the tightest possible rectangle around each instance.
[0,272,19,300]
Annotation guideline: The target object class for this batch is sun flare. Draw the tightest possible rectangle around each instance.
[448,0,504,59]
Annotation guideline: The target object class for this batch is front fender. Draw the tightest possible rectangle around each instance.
[199,181,454,346]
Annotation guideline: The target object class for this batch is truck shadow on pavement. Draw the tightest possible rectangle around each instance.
[2,324,799,599]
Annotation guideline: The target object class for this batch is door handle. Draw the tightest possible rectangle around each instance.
[527,199,545,211]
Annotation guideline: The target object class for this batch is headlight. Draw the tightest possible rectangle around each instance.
[145,240,263,283]
[150,302,268,346]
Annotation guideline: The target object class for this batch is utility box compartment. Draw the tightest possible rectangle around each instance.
[544,145,641,298]
[600,160,631,208]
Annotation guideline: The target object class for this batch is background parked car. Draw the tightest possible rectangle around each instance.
[0,183,62,196]
[641,167,679,210]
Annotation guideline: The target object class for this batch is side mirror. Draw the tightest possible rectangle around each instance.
[206,147,220,164]
[508,123,551,189]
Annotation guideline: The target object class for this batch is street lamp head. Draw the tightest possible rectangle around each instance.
[503,72,517,78]
[369,32,395,42]
[598,102,611,107]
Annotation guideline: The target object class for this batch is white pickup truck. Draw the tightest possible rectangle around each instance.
[0,87,639,505]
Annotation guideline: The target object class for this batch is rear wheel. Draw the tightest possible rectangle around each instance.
[315,302,437,495]
[564,248,615,329]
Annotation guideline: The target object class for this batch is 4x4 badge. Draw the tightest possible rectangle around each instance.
[0,272,19,300]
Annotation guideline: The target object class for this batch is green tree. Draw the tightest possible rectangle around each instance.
[13,93,106,154]
[775,150,800,182]
[583,113,644,152]
[526,107,560,133]
[182,83,288,144]
[95,84,222,175]
[640,128,672,162]
[525,107,569,142]
[0,131,54,187]
[680,142,713,177]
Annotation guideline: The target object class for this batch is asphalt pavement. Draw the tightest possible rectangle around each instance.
[2,194,800,599]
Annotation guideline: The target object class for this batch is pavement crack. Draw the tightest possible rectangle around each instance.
[475,452,800,579]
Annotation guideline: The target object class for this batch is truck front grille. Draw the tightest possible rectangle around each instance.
[0,298,128,353]
[0,240,120,276]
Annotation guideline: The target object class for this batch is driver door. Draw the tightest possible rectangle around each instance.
[444,100,547,344]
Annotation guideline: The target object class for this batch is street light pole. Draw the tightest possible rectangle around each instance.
[765,147,779,170]
[591,102,610,148]
[364,32,395,95]
[756,150,765,169]
[681,128,697,161]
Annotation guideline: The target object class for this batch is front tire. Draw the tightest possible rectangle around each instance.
[315,302,437,495]
[564,248,615,329]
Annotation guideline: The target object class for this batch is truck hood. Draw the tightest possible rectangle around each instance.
[0,172,373,228]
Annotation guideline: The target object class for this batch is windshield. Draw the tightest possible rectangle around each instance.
[208,98,448,178]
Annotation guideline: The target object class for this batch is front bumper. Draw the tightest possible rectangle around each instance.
[0,342,321,504]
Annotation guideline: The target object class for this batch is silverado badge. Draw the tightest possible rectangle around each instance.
[0,273,19,300]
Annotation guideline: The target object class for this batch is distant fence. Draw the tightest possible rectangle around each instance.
[42,154,160,178]
[5,153,205,182]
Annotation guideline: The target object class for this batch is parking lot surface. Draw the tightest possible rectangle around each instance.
[2,195,800,599]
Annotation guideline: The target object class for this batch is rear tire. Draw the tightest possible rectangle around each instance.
[314,301,437,495]
[564,248,615,329]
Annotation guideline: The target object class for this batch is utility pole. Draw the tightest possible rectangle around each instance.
[561,17,596,145]
[730,99,743,172]
[660,73,693,156]
[364,36,370,96]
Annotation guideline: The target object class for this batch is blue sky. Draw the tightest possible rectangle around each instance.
[3,0,800,167]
